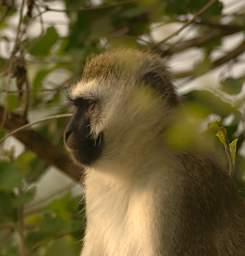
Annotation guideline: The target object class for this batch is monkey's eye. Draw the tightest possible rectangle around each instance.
[68,96,97,113]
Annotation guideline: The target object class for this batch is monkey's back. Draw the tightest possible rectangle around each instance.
[174,152,245,256]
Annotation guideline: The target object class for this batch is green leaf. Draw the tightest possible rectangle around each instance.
[0,192,17,222]
[64,0,87,9]
[0,57,7,70]
[193,57,212,76]
[221,77,244,95]
[15,151,38,176]
[164,104,215,152]
[47,194,77,220]
[184,90,236,117]
[6,94,19,111]
[0,161,22,191]
[28,27,59,56]
[26,213,78,246]
[202,0,223,17]
[43,237,80,256]
[215,128,227,147]
[0,129,6,139]
[229,138,238,166]
[165,0,223,16]
[224,115,240,142]
[32,69,51,93]
[0,244,18,256]
[14,187,36,207]
[208,120,222,131]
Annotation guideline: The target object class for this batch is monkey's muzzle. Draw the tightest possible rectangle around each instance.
[64,107,103,166]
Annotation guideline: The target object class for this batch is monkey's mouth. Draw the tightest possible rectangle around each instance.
[65,132,104,166]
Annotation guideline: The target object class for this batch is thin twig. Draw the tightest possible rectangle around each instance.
[224,138,234,176]
[0,223,15,231]
[221,12,245,17]
[0,105,82,181]
[11,0,26,58]
[0,113,72,143]
[156,0,217,46]
[16,187,29,256]
[31,228,82,252]
[157,29,240,56]
[34,3,45,34]
[176,18,244,33]
[0,5,11,24]
[0,0,26,129]
[0,107,8,129]
[25,183,78,215]
[31,8,46,19]
[36,0,134,13]
[173,39,245,79]
[0,88,62,94]
[31,0,134,20]
[6,0,31,119]
[23,70,30,118]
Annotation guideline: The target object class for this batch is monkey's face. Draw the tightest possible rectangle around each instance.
[64,50,178,168]
[64,95,104,166]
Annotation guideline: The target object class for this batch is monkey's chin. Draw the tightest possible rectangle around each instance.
[67,135,104,167]
[68,149,95,167]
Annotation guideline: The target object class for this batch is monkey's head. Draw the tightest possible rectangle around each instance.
[64,49,178,170]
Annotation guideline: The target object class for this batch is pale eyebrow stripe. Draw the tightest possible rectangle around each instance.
[64,84,73,100]
[70,80,96,98]
[64,80,80,101]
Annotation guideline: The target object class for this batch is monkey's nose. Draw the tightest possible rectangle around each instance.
[64,129,75,148]
[64,129,72,145]
[64,128,81,150]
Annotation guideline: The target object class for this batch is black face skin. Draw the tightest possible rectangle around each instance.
[64,98,104,166]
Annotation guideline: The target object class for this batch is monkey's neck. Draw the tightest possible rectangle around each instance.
[84,154,179,256]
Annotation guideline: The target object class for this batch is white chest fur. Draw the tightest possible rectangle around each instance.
[81,170,162,256]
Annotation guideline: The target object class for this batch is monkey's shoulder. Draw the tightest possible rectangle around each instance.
[173,151,245,228]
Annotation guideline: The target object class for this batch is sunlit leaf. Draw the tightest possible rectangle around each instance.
[43,237,80,256]
[0,57,7,70]
[32,69,52,93]
[221,77,244,95]
[208,120,222,131]
[193,57,212,76]
[0,161,22,191]
[6,94,19,111]
[0,129,6,139]
[28,27,59,56]
[164,104,214,151]
[0,192,17,222]
[215,128,227,147]
[47,193,79,220]
[164,0,223,16]
[229,138,238,167]
[14,187,36,207]
[184,90,236,117]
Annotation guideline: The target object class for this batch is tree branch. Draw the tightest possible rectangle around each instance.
[36,0,134,13]
[0,113,72,143]
[172,39,245,79]
[0,105,82,182]
[158,29,240,56]
[176,17,244,33]
[155,0,217,46]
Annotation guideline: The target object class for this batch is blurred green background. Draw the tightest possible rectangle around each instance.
[0,0,245,255]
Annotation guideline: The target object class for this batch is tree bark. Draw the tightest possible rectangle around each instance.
[0,105,82,182]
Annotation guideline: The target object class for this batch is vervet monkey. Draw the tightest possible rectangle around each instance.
[64,49,245,256]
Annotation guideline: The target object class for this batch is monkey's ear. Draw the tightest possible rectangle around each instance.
[141,71,179,107]
[142,71,163,93]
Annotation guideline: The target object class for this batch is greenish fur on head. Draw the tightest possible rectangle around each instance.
[82,48,178,107]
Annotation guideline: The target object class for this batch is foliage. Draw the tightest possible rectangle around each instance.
[0,0,245,255]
